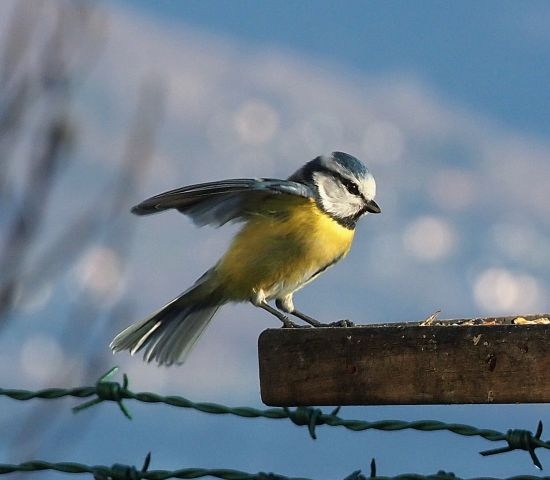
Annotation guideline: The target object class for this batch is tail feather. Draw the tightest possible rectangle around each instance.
[110,272,222,366]
[144,305,220,365]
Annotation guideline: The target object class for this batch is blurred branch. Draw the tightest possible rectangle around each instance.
[0,114,73,324]
[38,1,107,94]
[0,2,41,88]
[0,3,156,468]
[6,79,166,465]
[12,79,165,309]
[0,1,105,204]
[0,0,105,327]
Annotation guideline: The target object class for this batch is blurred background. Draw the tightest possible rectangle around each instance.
[1,0,549,478]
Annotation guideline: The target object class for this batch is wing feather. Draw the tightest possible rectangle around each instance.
[131,178,313,227]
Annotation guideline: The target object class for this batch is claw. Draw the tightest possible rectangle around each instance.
[281,318,299,328]
[328,319,355,327]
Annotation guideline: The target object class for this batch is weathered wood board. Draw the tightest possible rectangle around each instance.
[258,314,550,406]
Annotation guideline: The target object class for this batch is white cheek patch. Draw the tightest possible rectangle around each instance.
[360,175,376,201]
[313,172,363,219]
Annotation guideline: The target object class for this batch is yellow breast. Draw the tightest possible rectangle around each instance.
[214,197,355,300]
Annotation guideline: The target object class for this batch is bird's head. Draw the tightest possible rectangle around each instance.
[290,151,380,228]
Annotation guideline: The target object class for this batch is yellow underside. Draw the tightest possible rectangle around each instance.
[214,197,355,301]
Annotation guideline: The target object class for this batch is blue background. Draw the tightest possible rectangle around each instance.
[1,1,550,479]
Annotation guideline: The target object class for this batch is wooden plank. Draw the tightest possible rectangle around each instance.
[258,314,550,406]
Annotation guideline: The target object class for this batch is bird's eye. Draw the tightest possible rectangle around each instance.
[342,179,360,196]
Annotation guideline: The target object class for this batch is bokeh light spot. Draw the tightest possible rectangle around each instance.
[74,247,125,304]
[403,216,456,262]
[473,268,542,313]
[233,100,279,144]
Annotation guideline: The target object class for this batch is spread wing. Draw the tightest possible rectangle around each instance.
[131,178,314,227]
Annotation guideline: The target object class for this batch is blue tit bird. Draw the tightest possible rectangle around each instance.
[110,151,380,366]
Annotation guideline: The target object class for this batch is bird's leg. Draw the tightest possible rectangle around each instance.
[256,301,299,328]
[250,291,298,328]
[275,296,324,327]
[289,308,325,327]
[276,296,354,327]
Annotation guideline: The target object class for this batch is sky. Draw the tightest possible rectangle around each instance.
[121,0,550,139]
[1,1,550,479]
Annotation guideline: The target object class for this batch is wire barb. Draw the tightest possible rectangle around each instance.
[6,458,550,480]
[72,367,132,419]
[2,368,550,468]
[92,453,151,480]
[480,421,549,470]
[0,459,359,480]
[342,470,366,480]
[283,406,339,439]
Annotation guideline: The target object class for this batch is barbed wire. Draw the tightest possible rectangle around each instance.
[0,455,306,480]
[1,367,549,468]
[0,454,546,480]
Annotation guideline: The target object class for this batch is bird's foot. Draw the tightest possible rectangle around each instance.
[301,319,355,328]
[281,317,300,328]
[326,319,355,327]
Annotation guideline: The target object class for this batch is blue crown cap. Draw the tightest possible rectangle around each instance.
[331,151,369,176]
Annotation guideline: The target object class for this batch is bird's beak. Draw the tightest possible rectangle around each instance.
[365,199,381,214]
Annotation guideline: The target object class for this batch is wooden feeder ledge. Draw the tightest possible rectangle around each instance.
[258,314,550,406]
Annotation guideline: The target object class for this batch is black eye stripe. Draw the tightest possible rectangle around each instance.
[308,165,364,199]
[342,178,360,195]
[336,176,366,200]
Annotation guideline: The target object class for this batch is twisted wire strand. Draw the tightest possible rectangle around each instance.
[1,368,549,467]
[0,461,305,480]
[0,379,522,441]
[1,460,550,480]
[0,386,96,401]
